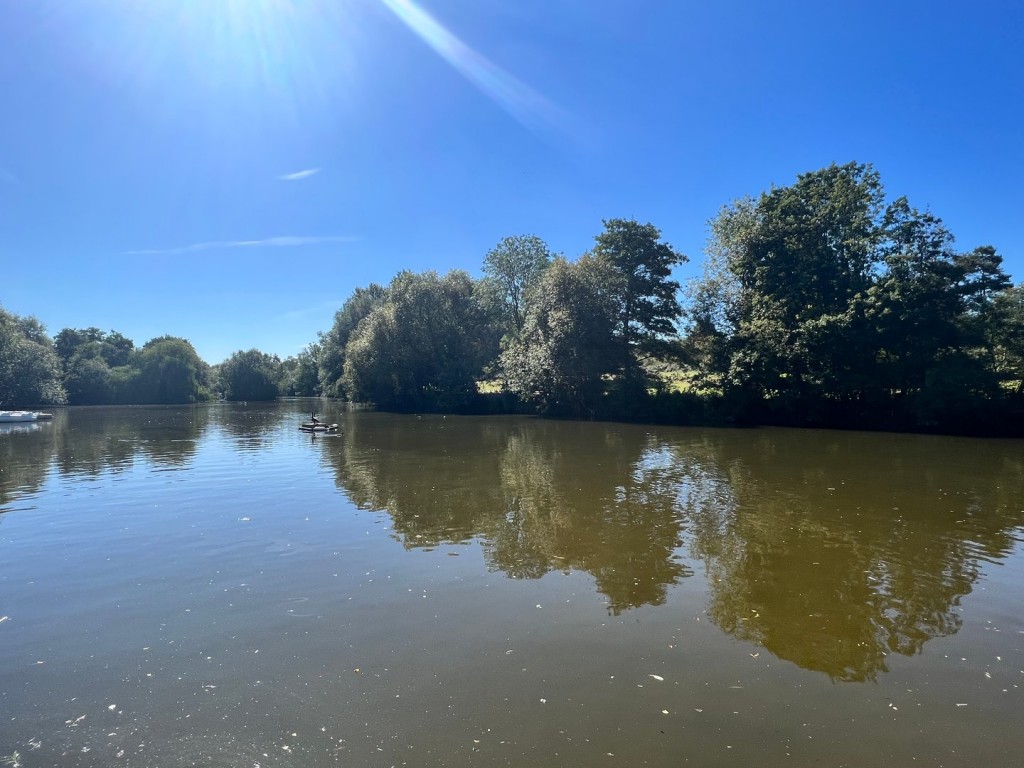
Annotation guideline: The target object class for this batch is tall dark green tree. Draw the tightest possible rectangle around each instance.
[592,218,686,372]
[726,163,885,409]
[690,161,1016,429]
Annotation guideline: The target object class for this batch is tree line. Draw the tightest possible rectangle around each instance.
[3,161,1022,434]
[0,321,317,407]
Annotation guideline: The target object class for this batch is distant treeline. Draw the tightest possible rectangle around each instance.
[3,162,1022,435]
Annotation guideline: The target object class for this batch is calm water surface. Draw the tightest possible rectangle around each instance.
[1,403,1023,766]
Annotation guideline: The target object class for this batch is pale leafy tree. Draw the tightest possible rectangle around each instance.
[501,256,618,417]
[482,234,553,334]
[342,270,493,410]
[0,306,66,406]
[684,200,751,391]
[318,284,387,398]
[991,284,1024,393]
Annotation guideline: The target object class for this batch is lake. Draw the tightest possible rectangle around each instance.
[1,402,1023,766]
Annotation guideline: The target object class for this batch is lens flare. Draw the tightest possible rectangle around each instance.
[379,0,570,137]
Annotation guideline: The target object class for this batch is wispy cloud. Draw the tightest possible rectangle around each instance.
[279,168,321,181]
[126,235,355,256]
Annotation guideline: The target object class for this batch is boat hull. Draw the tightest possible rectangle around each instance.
[0,411,40,423]
[299,422,339,432]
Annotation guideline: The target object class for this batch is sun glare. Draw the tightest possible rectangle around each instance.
[378,0,571,138]
[75,0,362,107]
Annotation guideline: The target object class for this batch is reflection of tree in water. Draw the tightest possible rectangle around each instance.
[211,402,289,452]
[52,405,211,476]
[492,424,692,613]
[0,425,56,509]
[324,416,1024,675]
[324,416,693,613]
[328,414,510,544]
[681,430,1024,682]
[2,406,213,510]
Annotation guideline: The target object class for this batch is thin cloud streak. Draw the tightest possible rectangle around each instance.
[126,235,356,256]
[279,168,321,181]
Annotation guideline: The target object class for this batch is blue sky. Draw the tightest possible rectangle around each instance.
[1,0,1021,364]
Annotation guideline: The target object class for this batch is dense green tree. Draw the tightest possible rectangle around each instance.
[0,306,66,406]
[342,270,494,411]
[592,218,686,371]
[55,327,103,365]
[53,327,138,404]
[683,201,750,392]
[689,162,1019,429]
[723,163,885,409]
[124,337,211,404]
[481,234,553,334]
[54,327,134,370]
[219,349,281,401]
[293,344,322,397]
[991,284,1024,394]
[279,343,321,397]
[64,348,116,404]
[318,284,387,398]
[500,256,618,417]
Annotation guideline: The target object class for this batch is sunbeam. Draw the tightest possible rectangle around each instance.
[378,0,570,137]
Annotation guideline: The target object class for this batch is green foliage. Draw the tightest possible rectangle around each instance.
[592,218,686,369]
[990,284,1024,393]
[54,327,139,404]
[219,349,282,401]
[55,327,134,370]
[722,163,885,408]
[690,162,1018,430]
[65,352,116,405]
[280,343,321,397]
[0,306,66,406]
[342,270,495,411]
[121,337,212,404]
[318,284,387,398]
[500,256,618,417]
[481,234,553,334]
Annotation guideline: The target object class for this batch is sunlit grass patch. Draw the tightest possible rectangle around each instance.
[476,379,504,394]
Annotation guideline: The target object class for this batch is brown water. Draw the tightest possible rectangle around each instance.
[1,403,1023,766]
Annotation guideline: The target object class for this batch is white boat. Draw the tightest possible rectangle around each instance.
[0,410,52,423]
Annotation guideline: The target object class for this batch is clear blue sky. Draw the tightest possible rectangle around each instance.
[2,0,1021,364]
